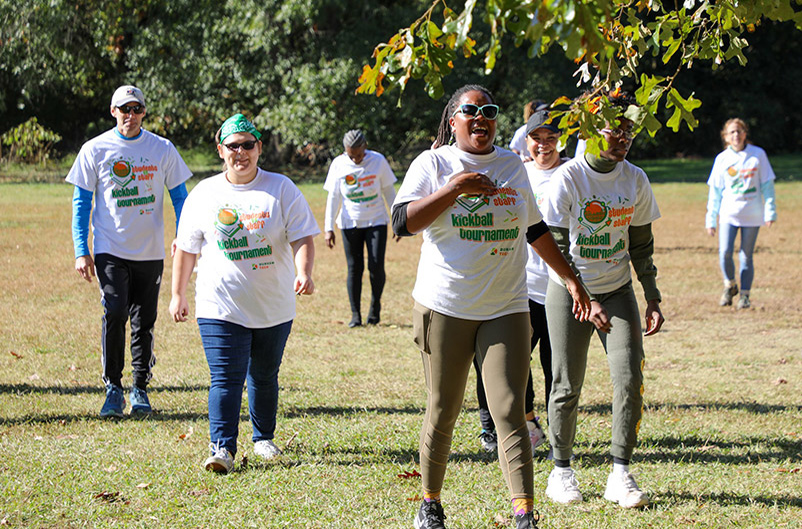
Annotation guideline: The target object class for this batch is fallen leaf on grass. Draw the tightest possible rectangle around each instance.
[0,518,8,525]
[188,489,210,497]
[775,468,801,473]
[94,491,128,504]
[778,358,788,364]
[136,483,150,489]
[406,494,422,502]
[397,470,421,479]
[493,513,508,526]
[29,373,40,381]
[10,351,22,359]
[284,432,298,450]
[104,465,117,473]
[178,426,193,441]
[68,364,78,371]
[773,378,788,385]
[698,445,717,452]
[55,434,78,440]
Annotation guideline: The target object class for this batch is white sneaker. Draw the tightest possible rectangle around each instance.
[254,439,282,460]
[527,419,547,450]
[546,467,583,504]
[604,471,650,508]
[204,442,234,474]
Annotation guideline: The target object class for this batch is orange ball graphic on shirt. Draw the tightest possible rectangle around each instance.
[583,200,607,223]
[345,174,358,186]
[112,161,131,177]
[218,208,238,226]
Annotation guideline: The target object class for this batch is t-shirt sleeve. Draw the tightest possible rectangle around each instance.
[65,144,98,191]
[394,152,435,206]
[163,142,193,189]
[175,187,206,254]
[632,169,661,226]
[282,181,321,243]
[543,169,572,229]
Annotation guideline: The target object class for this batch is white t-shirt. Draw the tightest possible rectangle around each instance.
[66,129,192,260]
[323,150,397,231]
[509,124,528,156]
[543,157,661,295]
[394,145,541,320]
[707,144,776,227]
[524,158,570,304]
[176,169,320,329]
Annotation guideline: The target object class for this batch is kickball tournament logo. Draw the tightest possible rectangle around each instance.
[110,159,135,188]
[578,199,611,235]
[215,207,243,238]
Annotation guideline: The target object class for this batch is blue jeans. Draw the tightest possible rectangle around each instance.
[718,224,760,291]
[198,318,293,455]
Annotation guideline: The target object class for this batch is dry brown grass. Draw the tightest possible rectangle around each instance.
[0,178,799,528]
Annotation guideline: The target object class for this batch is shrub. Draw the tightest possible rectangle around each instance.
[0,118,62,164]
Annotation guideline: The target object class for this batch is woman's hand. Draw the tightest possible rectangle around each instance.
[169,293,190,323]
[564,277,591,322]
[706,227,716,236]
[589,301,612,333]
[644,299,664,336]
[325,230,336,249]
[294,275,315,295]
[447,171,496,197]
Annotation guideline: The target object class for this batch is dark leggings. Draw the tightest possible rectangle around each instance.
[475,299,552,431]
[341,225,387,318]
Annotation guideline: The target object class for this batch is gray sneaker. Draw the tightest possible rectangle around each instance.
[720,284,738,306]
[129,386,152,415]
[204,442,234,474]
[737,294,751,309]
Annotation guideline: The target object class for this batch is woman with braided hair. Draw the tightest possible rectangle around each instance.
[392,84,591,529]
[323,130,397,327]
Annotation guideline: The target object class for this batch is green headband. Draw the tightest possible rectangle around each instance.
[219,114,262,144]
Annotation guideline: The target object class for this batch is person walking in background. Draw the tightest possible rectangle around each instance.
[542,91,664,509]
[473,109,569,456]
[509,100,546,161]
[323,130,397,327]
[169,114,319,474]
[67,85,192,418]
[392,84,591,529]
[705,118,777,309]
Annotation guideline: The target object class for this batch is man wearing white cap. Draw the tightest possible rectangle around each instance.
[67,85,192,418]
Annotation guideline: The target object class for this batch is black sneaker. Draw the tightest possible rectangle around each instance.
[514,510,540,528]
[414,500,447,529]
[478,430,498,452]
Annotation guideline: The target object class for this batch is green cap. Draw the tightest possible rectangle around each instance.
[219,114,262,144]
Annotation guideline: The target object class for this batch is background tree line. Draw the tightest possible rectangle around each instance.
[2,0,801,168]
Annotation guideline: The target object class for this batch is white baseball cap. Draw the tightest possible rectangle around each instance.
[111,85,146,108]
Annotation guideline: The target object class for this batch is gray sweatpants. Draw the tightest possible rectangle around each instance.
[545,280,644,462]
[412,302,534,499]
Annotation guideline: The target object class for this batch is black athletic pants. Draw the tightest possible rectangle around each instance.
[95,253,162,389]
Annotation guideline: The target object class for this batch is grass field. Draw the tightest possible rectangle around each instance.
[0,172,800,528]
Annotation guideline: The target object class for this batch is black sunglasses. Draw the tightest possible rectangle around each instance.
[452,103,500,120]
[222,140,258,152]
[117,104,145,115]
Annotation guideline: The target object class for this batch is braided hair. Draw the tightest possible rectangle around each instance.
[343,129,367,149]
[432,84,496,149]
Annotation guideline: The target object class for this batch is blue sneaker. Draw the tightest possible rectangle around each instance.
[100,384,125,418]
[129,386,152,415]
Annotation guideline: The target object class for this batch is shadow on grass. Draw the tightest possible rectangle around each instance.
[578,401,802,415]
[0,383,209,395]
[0,410,221,426]
[283,404,424,418]
[659,490,802,509]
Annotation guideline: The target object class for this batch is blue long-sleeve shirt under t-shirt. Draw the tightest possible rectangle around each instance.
[71,183,189,259]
